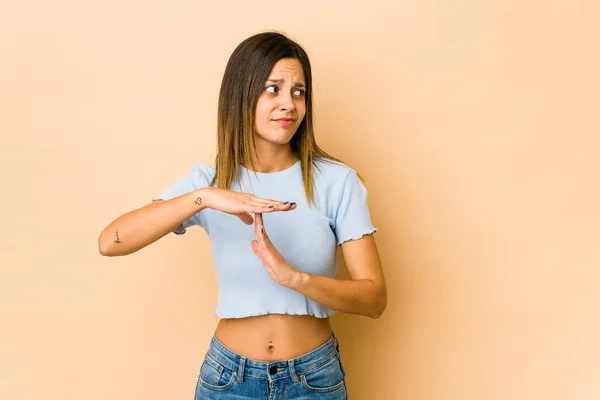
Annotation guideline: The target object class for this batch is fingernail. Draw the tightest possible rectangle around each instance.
[290,202,296,206]
[283,202,289,205]
[261,228,264,233]
[269,206,274,209]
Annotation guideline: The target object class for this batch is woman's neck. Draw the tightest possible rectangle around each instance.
[244,146,298,173]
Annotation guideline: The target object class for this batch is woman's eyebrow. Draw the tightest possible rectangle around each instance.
[266,78,306,88]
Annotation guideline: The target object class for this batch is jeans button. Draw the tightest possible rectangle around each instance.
[269,366,277,375]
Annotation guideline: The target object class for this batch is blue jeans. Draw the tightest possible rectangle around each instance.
[194,331,347,399]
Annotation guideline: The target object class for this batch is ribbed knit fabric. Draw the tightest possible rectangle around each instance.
[153,158,377,319]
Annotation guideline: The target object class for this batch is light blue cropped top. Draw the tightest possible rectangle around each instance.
[153,158,377,319]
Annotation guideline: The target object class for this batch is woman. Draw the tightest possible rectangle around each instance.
[98,31,387,399]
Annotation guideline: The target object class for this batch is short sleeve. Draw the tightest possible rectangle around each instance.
[152,162,213,235]
[333,169,378,246]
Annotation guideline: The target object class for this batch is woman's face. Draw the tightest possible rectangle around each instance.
[254,58,307,146]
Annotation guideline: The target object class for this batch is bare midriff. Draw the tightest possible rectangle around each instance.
[214,314,333,362]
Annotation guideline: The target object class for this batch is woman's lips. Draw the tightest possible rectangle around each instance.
[274,119,294,127]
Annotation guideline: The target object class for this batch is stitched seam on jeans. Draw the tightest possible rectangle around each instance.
[300,374,345,392]
[298,351,337,375]
[198,371,237,391]
[204,353,224,374]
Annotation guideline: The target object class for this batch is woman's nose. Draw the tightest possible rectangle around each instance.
[279,93,295,111]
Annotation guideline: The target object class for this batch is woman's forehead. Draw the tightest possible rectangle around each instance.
[268,58,305,82]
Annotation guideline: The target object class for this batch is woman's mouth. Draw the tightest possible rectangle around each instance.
[274,118,294,127]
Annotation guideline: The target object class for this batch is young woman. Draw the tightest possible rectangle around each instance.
[98,31,387,400]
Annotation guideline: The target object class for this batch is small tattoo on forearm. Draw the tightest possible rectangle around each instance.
[195,197,203,206]
[114,229,121,244]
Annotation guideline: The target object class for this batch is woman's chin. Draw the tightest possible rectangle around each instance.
[256,132,296,145]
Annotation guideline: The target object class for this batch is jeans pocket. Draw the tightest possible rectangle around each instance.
[197,353,236,391]
[300,353,346,393]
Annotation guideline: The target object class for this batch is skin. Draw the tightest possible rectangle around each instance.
[244,57,306,173]
[214,58,387,361]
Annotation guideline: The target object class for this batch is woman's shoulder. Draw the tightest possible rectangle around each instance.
[184,161,216,185]
[189,161,216,174]
[312,157,355,182]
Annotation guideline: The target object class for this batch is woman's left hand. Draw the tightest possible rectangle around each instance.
[251,213,303,289]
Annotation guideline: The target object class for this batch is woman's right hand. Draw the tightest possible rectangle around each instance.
[203,187,296,225]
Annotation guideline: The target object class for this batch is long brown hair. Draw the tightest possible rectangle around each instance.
[210,31,355,206]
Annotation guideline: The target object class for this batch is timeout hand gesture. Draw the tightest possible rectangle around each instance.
[205,188,296,224]
[251,213,302,289]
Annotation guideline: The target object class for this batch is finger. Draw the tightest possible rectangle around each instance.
[250,206,278,214]
[266,204,294,213]
[244,201,281,213]
[253,212,262,239]
[246,199,277,208]
[261,224,274,249]
[252,240,274,265]
[249,196,287,206]
[260,202,295,212]
[248,198,295,211]
[272,202,294,211]
[251,240,263,258]
[254,214,269,249]
[256,214,275,250]
[254,212,264,233]
[236,212,254,225]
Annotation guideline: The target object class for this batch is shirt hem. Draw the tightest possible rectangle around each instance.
[213,310,336,319]
[338,227,378,246]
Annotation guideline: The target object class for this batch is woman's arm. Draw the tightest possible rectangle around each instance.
[97,188,210,257]
[291,235,387,319]
[251,213,387,319]
[99,188,293,257]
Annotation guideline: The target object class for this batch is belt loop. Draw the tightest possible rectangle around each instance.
[237,356,246,384]
[288,359,299,384]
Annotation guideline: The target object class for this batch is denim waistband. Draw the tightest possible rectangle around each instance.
[206,331,340,384]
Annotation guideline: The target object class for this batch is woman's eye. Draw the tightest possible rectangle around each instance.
[265,86,304,96]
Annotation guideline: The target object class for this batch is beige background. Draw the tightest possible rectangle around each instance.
[1,0,599,399]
